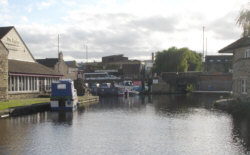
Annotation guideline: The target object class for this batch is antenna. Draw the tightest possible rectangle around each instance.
[84,41,88,63]
[203,26,205,62]
[58,34,60,57]
[206,37,207,56]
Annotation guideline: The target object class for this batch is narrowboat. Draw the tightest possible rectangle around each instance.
[50,79,78,111]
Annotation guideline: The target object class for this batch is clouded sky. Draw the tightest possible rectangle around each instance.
[0,0,247,62]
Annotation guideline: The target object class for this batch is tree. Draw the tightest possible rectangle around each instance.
[153,47,202,74]
[237,4,250,35]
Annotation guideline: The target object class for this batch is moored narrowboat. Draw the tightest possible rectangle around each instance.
[50,79,78,111]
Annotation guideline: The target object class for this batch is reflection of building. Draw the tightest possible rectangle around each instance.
[0,26,62,100]
[37,53,78,80]
[219,34,250,100]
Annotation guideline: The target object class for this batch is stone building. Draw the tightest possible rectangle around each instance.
[0,41,8,100]
[37,52,78,80]
[65,61,79,80]
[219,36,250,100]
[0,26,62,100]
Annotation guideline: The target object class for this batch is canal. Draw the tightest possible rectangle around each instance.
[0,94,250,155]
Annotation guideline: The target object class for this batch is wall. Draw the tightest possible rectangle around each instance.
[152,78,176,94]
[8,92,40,100]
[122,64,141,80]
[54,61,69,78]
[199,74,232,91]
[0,42,8,100]
[1,28,35,62]
[67,67,78,80]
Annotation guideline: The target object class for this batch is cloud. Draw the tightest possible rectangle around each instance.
[20,16,29,23]
[25,5,33,13]
[208,11,242,40]
[36,0,55,10]
[0,0,8,6]
[6,0,246,61]
[131,16,179,33]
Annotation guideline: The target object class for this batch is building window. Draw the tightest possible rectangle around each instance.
[242,79,247,94]
[244,49,250,58]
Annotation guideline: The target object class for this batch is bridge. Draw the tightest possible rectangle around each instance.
[161,72,201,92]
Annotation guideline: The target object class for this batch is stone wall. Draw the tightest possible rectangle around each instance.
[232,46,250,101]
[152,78,176,94]
[0,43,8,101]
[8,92,40,100]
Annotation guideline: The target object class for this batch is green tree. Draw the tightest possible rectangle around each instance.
[153,47,202,74]
[237,4,250,35]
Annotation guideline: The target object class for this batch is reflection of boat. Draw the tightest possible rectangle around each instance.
[50,79,78,111]
[115,81,141,96]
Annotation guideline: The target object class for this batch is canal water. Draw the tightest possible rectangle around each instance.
[0,94,250,155]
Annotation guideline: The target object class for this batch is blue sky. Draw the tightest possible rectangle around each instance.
[0,0,248,62]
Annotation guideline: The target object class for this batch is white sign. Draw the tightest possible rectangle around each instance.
[57,84,66,90]
[153,79,158,84]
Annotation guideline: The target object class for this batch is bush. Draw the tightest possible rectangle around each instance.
[186,84,195,92]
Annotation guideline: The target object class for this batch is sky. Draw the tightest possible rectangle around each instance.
[0,0,248,62]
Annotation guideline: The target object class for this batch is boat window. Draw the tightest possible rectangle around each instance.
[57,84,66,90]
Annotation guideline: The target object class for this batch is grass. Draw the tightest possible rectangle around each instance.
[0,98,50,111]
[0,95,98,112]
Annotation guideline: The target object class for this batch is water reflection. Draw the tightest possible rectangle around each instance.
[0,94,249,154]
[232,117,250,153]
[92,96,146,111]
[49,112,74,125]
[153,94,228,115]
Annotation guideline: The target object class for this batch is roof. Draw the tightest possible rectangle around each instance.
[102,54,124,58]
[36,58,59,68]
[9,59,62,76]
[205,55,233,59]
[0,26,13,39]
[219,37,250,53]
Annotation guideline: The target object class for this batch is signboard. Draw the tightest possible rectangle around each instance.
[5,37,22,51]
[153,79,158,84]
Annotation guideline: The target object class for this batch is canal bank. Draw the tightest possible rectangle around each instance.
[0,95,99,118]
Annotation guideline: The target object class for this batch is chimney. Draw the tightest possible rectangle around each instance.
[243,23,249,37]
[58,52,63,61]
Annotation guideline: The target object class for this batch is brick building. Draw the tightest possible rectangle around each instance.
[102,54,128,63]
[0,26,62,100]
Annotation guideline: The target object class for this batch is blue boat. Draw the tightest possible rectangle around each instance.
[50,79,78,111]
